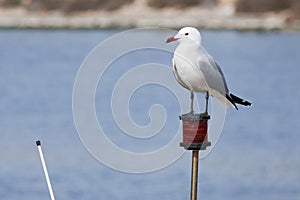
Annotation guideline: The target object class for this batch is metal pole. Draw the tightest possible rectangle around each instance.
[191,150,199,200]
[36,140,55,200]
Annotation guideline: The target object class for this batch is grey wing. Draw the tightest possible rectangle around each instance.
[197,53,229,95]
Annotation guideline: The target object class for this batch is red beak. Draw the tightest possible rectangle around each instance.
[166,36,179,43]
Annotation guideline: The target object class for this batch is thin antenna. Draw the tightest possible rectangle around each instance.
[36,140,55,200]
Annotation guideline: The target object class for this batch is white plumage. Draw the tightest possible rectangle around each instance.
[166,27,251,113]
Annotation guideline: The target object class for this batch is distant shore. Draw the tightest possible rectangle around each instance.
[1,5,300,31]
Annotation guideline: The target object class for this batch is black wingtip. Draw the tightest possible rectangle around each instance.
[226,94,238,110]
[230,93,252,107]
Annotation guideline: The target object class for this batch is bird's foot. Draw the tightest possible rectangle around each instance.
[181,110,195,116]
[200,111,210,119]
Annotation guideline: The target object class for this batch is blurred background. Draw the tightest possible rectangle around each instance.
[0,0,300,29]
[1,0,300,199]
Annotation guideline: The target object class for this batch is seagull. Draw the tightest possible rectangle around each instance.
[166,27,251,114]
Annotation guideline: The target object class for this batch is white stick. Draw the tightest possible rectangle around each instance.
[36,140,55,200]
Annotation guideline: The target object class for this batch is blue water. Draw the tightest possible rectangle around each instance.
[1,29,300,199]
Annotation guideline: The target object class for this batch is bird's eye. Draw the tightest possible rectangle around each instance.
[185,33,189,35]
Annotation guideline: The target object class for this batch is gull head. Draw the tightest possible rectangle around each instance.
[166,27,201,45]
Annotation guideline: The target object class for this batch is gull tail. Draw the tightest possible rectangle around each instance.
[226,93,252,110]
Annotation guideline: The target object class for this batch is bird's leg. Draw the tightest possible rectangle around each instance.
[205,91,209,116]
[190,91,194,114]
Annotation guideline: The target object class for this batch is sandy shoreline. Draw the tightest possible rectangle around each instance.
[1,4,299,31]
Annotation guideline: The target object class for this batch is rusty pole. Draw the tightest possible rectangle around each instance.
[191,150,199,200]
